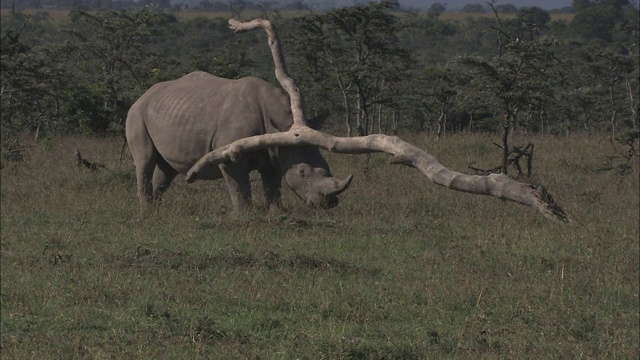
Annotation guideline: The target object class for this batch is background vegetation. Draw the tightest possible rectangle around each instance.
[1,1,638,142]
[1,0,639,358]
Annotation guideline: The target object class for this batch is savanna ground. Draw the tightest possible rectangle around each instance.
[1,132,638,359]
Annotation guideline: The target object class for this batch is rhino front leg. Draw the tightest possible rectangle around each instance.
[152,160,178,200]
[259,166,283,212]
[219,162,252,213]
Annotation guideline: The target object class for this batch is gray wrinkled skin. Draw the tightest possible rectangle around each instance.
[125,71,351,212]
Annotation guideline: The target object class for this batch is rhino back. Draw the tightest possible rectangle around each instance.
[130,71,293,173]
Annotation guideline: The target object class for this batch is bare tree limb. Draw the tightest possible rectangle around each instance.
[187,18,569,222]
[228,18,306,127]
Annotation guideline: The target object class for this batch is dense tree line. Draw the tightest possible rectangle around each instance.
[0,0,315,12]
[1,1,638,159]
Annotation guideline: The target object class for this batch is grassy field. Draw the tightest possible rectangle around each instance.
[1,132,638,358]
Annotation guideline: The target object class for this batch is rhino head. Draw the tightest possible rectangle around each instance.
[279,146,353,209]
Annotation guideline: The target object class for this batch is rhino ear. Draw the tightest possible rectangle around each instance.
[305,110,330,130]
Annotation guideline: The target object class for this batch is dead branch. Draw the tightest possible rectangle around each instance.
[187,18,568,222]
[76,150,105,171]
[228,18,306,128]
[468,162,502,176]
[472,142,534,178]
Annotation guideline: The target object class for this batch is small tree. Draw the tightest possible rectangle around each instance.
[288,2,411,136]
[63,8,173,133]
[427,2,446,19]
[458,35,561,172]
[517,7,551,40]
[417,65,462,139]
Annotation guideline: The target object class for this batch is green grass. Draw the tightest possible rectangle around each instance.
[1,133,638,359]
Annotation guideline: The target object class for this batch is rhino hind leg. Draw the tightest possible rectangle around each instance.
[258,165,283,211]
[130,144,160,204]
[219,162,252,213]
[127,113,156,204]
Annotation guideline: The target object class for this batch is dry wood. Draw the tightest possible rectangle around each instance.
[228,18,306,128]
[471,142,534,178]
[76,150,105,171]
[187,18,568,222]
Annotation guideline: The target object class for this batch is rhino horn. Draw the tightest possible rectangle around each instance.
[317,174,353,197]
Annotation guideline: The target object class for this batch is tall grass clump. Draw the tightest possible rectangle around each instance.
[1,133,638,358]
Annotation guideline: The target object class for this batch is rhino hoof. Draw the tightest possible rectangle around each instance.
[185,171,197,183]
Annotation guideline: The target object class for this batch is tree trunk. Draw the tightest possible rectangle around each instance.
[355,90,367,136]
[436,102,446,140]
[331,65,352,137]
[375,104,380,134]
[609,83,617,140]
[391,109,398,135]
[626,78,638,131]
[501,123,510,175]
[342,89,352,137]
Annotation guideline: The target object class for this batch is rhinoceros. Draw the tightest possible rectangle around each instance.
[125,71,352,212]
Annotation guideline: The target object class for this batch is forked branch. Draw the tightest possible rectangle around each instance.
[188,18,569,222]
[228,18,306,127]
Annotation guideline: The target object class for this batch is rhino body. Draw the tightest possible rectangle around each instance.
[125,71,351,212]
